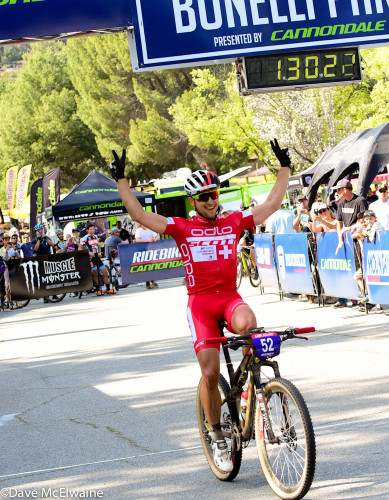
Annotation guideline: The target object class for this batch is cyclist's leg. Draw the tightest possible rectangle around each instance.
[224,293,257,336]
[188,295,225,440]
[230,303,257,335]
[225,294,257,354]
[197,348,223,439]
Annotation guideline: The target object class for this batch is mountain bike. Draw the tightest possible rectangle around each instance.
[236,245,263,292]
[197,323,316,500]
[105,251,128,290]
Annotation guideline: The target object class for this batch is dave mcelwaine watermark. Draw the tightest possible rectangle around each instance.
[0,487,104,498]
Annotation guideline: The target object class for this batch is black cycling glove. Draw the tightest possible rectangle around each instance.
[109,149,126,182]
[270,139,291,168]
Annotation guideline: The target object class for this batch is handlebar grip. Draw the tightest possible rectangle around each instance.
[204,337,228,344]
[295,327,315,334]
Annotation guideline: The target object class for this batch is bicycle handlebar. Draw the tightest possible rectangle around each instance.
[204,327,315,346]
[294,327,315,334]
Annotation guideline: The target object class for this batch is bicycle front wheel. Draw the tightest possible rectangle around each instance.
[46,294,66,303]
[255,378,316,500]
[197,374,242,481]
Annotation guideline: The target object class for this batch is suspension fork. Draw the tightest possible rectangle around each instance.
[250,359,280,444]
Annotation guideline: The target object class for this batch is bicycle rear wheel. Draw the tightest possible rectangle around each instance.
[255,378,315,500]
[248,259,262,288]
[197,374,242,481]
[15,299,30,308]
[108,267,120,291]
[46,294,66,303]
[236,256,243,289]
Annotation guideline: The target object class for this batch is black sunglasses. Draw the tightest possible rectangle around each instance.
[318,208,328,214]
[192,191,219,202]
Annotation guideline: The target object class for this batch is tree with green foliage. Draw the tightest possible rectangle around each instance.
[171,67,264,174]
[66,34,199,183]
[0,42,103,194]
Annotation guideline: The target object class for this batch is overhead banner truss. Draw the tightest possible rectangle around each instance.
[129,0,389,71]
[0,0,133,45]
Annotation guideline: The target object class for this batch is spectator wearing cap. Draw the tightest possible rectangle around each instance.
[266,200,296,234]
[65,227,81,252]
[54,229,67,253]
[311,204,336,233]
[116,220,132,243]
[332,179,368,308]
[368,185,389,230]
[334,179,368,255]
[293,194,312,232]
[105,227,127,259]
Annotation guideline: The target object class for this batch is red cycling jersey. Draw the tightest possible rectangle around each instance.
[163,210,254,295]
[164,210,255,353]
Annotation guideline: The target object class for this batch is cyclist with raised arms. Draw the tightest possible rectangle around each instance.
[109,140,291,472]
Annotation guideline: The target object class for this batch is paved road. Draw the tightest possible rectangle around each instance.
[0,280,388,499]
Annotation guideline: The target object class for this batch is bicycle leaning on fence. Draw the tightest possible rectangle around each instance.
[236,245,263,292]
[197,322,316,500]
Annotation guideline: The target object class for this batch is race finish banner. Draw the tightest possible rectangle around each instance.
[129,0,389,70]
[363,230,389,305]
[119,239,185,285]
[274,233,314,295]
[317,231,359,299]
[8,251,92,300]
[0,1,133,42]
[253,233,279,289]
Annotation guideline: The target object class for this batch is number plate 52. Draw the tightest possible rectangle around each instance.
[252,332,281,359]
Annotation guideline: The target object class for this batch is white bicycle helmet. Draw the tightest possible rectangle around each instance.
[184,170,220,197]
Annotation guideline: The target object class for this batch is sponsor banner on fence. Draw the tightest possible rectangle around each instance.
[5,166,18,211]
[363,230,389,305]
[274,233,314,295]
[317,231,359,299]
[119,239,185,285]
[253,233,279,289]
[8,251,93,300]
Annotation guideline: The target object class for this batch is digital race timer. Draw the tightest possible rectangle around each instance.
[237,47,362,95]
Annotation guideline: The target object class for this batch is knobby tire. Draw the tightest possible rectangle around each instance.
[197,374,242,481]
[255,378,316,500]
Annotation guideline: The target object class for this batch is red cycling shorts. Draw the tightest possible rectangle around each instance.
[187,291,248,354]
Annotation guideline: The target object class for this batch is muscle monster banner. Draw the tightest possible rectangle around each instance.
[8,251,92,300]
[5,166,18,211]
[30,177,43,238]
[42,168,60,209]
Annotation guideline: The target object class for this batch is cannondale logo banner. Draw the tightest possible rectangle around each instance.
[20,261,40,294]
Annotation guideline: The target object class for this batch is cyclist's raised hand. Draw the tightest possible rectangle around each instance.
[270,139,291,168]
[110,149,126,182]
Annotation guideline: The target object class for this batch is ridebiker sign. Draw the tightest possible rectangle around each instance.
[119,239,185,285]
[8,251,92,300]
[129,0,389,70]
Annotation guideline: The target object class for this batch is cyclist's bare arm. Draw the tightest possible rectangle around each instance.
[116,178,167,234]
[251,167,290,227]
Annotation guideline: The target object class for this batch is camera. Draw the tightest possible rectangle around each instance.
[314,209,319,216]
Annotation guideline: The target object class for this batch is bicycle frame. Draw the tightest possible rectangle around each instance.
[222,346,282,445]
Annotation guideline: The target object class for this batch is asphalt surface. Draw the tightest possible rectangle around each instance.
[0,279,388,499]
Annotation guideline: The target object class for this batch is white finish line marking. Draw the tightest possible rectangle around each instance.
[0,413,387,480]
